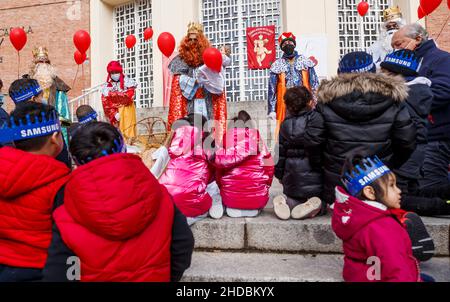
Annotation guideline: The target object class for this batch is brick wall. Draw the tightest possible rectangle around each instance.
[0,0,91,113]
[426,1,450,52]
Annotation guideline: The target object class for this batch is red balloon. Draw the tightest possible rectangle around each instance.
[144,28,154,41]
[73,30,91,53]
[418,6,426,19]
[203,47,222,73]
[420,0,443,16]
[74,51,86,65]
[9,28,27,52]
[125,34,137,49]
[357,1,370,17]
[157,32,176,58]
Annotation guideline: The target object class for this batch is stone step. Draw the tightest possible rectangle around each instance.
[181,252,450,282]
[191,210,450,256]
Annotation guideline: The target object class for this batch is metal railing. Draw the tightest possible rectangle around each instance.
[68,83,107,122]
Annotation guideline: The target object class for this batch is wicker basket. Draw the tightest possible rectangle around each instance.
[127,117,169,151]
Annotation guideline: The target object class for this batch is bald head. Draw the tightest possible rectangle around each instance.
[391,23,429,51]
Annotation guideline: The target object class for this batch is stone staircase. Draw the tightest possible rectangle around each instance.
[182,180,450,282]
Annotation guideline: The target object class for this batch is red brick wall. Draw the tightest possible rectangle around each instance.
[0,0,91,113]
[426,1,450,52]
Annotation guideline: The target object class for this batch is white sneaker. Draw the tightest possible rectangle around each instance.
[291,197,322,220]
[187,213,208,226]
[273,195,291,220]
[209,197,224,219]
[226,208,260,218]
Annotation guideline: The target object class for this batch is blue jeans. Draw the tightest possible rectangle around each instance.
[420,140,450,190]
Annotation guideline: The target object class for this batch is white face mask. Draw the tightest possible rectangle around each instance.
[111,74,121,82]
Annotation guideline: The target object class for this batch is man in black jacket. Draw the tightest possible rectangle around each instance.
[392,24,450,193]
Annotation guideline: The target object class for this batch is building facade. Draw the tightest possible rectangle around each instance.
[1,0,448,113]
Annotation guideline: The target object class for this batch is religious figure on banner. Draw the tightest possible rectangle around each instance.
[167,22,230,141]
[268,32,319,137]
[254,35,273,68]
[29,46,71,124]
[368,6,405,67]
[101,61,138,140]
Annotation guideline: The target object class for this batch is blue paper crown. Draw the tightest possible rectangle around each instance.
[342,156,392,196]
[383,50,422,74]
[78,111,98,124]
[73,137,126,166]
[0,110,61,144]
[339,52,375,74]
[10,81,43,104]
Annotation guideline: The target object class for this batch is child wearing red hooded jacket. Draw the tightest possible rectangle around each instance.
[332,154,431,282]
[159,114,214,226]
[210,111,274,219]
[0,102,69,282]
[43,122,194,282]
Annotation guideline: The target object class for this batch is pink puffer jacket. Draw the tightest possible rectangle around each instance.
[214,128,274,210]
[159,126,213,218]
[332,187,420,282]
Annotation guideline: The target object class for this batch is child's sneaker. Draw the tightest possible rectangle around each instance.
[403,212,435,262]
[291,197,322,220]
[226,208,260,218]
[226,208,259,218]
[273,195,290,220]
[209,197,224,219]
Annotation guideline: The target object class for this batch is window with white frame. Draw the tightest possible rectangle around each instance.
[338,0,393,57]
[201,0,281,102]
[114,0,153,108]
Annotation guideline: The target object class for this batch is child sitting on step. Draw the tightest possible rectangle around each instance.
[273,86,323,220]
[209,111,274,219]
[159,114,214,226]
[332,154,429,282]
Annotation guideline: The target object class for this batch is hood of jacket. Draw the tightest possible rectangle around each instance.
[0,147,70,199]
[64,153,164,241]
[317,73,409,122]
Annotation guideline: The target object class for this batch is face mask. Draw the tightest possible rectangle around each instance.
[282,44,296,56]
[111,74,121,82]
[387,29,397,36]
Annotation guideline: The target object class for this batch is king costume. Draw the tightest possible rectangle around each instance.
[268,32,319,137]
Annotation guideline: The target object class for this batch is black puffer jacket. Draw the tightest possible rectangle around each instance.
[275,111,322,201]
[396,77,434,180]
[305,73,417,204]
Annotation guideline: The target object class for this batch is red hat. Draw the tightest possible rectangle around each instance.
[106,61,125,90]
[278,32,296,47]
[107,61,123,74]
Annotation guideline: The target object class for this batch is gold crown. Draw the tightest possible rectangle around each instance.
[383,6,403,22]
[32,46,49,62]
[187,22,204,35]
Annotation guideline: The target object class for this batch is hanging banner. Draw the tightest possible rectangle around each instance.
[246,25,276,69]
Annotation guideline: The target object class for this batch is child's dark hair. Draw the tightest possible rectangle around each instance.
[8,75,41,99]
[284,86,312,115]
[0,78,3,90]
[341,154,394,203]
[9,102,60,151]
[70,122,123,165]
[76,105,96,120]
[230,110,253,129]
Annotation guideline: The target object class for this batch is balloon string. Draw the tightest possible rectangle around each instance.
[434,12,450,43]
[81,63,85,91]
[17,52,20,78]
[72,65,80,90]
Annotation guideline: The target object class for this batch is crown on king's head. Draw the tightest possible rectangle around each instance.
[341,156,392,197]
[32,46,50,63]
[187,22,204,35]
[383,6,403,22]
[0,110,61,144]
